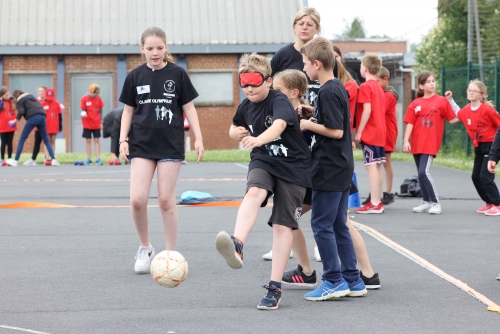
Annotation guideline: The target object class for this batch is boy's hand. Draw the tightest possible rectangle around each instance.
[300,105,314,117]
[354,132,362,144]
[488,160,497,174]
[444,91,453,100]
[403,141,411,153]
[300,119,312,131]
[241,136,263,150]
[235,126,250,141]
[119,142,129,162]
[194,140,204,164]
[352,141,356,150]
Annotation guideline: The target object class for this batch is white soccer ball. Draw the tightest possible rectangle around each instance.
[80,111,87,118]
[150,250,188,288]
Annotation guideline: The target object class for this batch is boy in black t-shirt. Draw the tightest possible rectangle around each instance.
[215,53,311,310]
[299,37,367,301]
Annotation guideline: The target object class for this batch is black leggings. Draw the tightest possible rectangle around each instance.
[32,131,45,160]
[472,142,500,205]
[0,132,14,160]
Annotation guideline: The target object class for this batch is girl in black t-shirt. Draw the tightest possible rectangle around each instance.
[119,27,204,274]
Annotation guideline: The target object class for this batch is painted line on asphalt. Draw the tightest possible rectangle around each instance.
[352,221,500,314]
[0,325,52,334]
[0,178,246,183]
[0,201,270,209]
[235,163,249,169]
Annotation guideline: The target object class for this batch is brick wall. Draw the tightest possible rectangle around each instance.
[1,53,240,157]
[186,54,239,150]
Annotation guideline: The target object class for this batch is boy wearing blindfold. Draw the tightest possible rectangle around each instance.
[215,53,311,310]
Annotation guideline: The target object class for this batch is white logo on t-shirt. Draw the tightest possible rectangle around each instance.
[248,125,253,133]
[467,119,471,125]
[86,102,92,106]
[415,106,421,112]
[155,105,173,123]
[137,85,150,94]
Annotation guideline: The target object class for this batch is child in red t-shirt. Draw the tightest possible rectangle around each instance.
[376,66,399,206]
[0,87,17,165]
[80,84,104,165]
[354,54,386,214]
[403,71,458,214]
[446,80,500,215]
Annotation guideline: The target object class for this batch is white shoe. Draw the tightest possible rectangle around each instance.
[314,246,322,262]
[6,159,18,167]
[412,201,431,213]
[428,202,442,214]
[23,159,37,166]
[262,249,293,261]
[134,245,155,273]
[51,159,60,166]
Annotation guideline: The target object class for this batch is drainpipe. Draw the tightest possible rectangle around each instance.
[399,65,414,91]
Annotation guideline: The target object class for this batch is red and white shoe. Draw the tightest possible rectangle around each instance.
[477,204,493,213]
[1,161,7,166]
[44,160,52,166]
[109,159,115,165]
[355,202,384,214]
[484,205,500,216]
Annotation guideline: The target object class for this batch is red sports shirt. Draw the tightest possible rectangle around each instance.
[40,99,62,134]
[404,95,456,156]
[384,91,398,152]
[344,80,358,134]
[80,95,104,130]
[356,80,386,146]
[0,100,17,133]
[457,103,500,147]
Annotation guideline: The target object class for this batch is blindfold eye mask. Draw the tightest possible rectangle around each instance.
[239,72,270,88]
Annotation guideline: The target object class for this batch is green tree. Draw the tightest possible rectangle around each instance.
[339,17,366,39]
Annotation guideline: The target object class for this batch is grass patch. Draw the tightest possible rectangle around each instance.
[11,149,479,175]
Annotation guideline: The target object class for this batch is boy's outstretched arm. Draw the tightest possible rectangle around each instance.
[241,120,286,150]
[300,119,343,139]
[354,103,371,143]
[229,124,250,142]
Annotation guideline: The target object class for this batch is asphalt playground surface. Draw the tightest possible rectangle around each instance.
[1,160,500,333]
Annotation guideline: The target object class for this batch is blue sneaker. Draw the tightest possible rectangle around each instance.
[304,278,350,301]
[347,277,367,297]
[257,283,282,310]
[96,158,103,165]
[83,158,92,165]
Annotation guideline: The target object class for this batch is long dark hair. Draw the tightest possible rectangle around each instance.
[416,71,434,98]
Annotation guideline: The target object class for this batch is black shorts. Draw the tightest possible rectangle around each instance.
[246,168,305,230]
[82,129,101,139]
[303,180,358,206]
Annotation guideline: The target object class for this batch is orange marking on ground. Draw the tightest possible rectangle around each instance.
[0,202,272,209]
[0,178,246,183]
[0,202,75,209]
[352,221,500,313]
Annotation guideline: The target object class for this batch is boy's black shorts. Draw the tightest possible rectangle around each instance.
[82,128,101,139]
[246,168,305,230]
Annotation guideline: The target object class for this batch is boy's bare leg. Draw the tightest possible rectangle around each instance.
[347,217,374,277]
[271,224,293,282]
[234,187,268,243]
[86,138,92,159]
[366,164,383,204]
[291,204,313,275]
[383,153,393,193]
[94,138,101,159]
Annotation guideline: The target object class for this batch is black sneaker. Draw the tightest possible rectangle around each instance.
[282,264,317,287]
[257,283,282,310]
[360,272,381,289]
[362,193,371,205]
[382,192,395,205]
[215,231,243,269]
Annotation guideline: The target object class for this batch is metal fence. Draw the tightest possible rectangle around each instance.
[441,61,500,155]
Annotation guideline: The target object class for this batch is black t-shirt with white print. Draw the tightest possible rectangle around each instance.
[119,63,198,160]
[310,78,354,192]
[271,43,321,108]
[232,90,311,188]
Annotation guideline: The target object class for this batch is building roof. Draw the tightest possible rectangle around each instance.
[0,0,302,55]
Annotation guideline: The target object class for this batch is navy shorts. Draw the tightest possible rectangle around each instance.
[362,144,386,165]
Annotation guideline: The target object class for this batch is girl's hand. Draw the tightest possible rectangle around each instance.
[488,160,497,174]
[352,141,356,151]
[403,141,411,153]
[194,140,204,164]
[354,132,362,144]
[241,136,263,150]
[300,104,314,117]
[444,91,453,100]
[119,141,129,162]
[300,119,312,132]
[235,126,249,141]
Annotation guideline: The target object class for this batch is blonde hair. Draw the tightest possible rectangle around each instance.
[274,69,308,98]
[377,66,391,80]
[38,86,47,91]
[300,37,335,71]
[140,27,174,63]
[293,7,321,34]
[470,79,495,107]
[416,71,434,98]
[360,54,382,75]
[337,60,357,87]
[238,53,272,77]
[0,86,16,111]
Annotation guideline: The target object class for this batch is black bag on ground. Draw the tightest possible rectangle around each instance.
[396,175,422,197]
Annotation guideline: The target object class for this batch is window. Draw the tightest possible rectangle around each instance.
[189,72,234,106]
[10,74,53,96]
